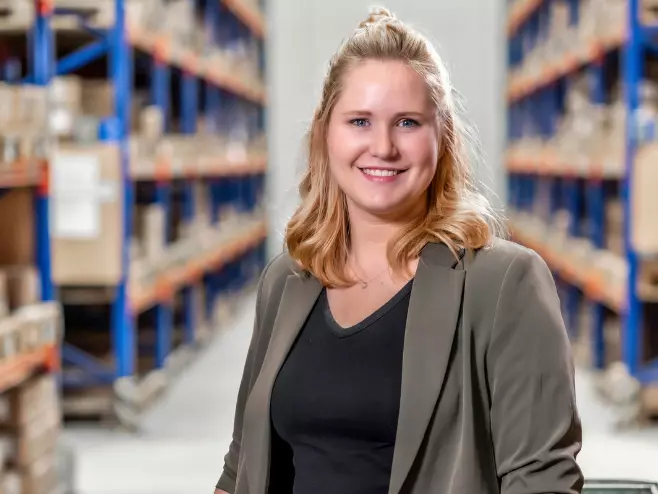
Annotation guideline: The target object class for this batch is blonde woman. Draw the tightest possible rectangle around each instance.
[215,8,583,494]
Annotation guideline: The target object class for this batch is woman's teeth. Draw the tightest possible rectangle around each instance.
[361,168,401,177]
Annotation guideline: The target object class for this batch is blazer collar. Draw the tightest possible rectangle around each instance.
[388,242,466,494]
[243,270,323,493]
[242,242,466,494]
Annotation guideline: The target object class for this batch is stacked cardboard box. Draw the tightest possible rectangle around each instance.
[0,236,62,494]
[0,374,62,494]
[0,84,49,180]
[128,0,263,98]
[632,132,658,257]
[50,143,124,286]
[50,76,149,143]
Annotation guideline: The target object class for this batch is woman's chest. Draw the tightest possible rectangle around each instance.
[270,292,409,442]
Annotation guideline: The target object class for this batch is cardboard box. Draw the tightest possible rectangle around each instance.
[51,77,107,139]
[0,316,21,362]
[0,270,9,318]
[14,303,62,351]
[81,80,114,118]
[633,143,658,254]
[0,374,59,428]
[1,470,22,494]
[0,435,10,470]
[1,266,41,311]
[13,410,60,468]
[51,77,82,113]
[139,106,164,141]
[143,205,166,262]
[51,143,124,285]
[0,134,22,170]
[0,84,15,128]
[20,448,60,494]
[17,86,48,128]
[0,190,35,267]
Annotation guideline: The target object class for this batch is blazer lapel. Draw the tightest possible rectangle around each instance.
[388,243,466,494]
[242,272,322,494]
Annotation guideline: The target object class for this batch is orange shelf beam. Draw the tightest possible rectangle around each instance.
[505,155,623,180]
[507,0,543,38]
[507,32,625,103]
[511,228,625,313]
[222,0,266,38]
[127,29,266,105]
[132,155,267,181]
[130,223,267,313]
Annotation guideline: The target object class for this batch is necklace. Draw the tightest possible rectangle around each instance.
[350,262,389,289]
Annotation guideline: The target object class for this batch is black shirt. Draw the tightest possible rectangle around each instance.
[269,280,413,494]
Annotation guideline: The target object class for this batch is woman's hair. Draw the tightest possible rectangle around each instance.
[285,7,505,287]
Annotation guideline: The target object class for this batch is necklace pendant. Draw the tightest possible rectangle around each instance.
[361,282,368,289]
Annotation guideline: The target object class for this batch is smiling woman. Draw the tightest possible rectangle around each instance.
[215,6,584,494]
[328,59,439,216]
[285,8,503,287]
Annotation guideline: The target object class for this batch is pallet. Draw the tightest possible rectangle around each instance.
[595,361,658,429]
[62,342,200,429]
[63,371,167,431]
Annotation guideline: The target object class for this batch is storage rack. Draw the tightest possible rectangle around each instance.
[0,0,268,426]
[506,0,658,392]
[0,0,58,391]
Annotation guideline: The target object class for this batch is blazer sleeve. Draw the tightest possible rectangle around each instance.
[487,249,584,494]
[215,257,276,493]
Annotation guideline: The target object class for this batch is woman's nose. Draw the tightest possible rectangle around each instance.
[369,127,398,159]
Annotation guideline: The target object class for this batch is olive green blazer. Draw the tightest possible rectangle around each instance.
[216,239,584,494]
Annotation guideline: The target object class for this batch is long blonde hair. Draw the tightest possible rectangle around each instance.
[285,7,505,287]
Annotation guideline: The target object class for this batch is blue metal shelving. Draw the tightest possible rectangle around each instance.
[30,0,55,303]
[506,0,658,385]
[23,0,268,406]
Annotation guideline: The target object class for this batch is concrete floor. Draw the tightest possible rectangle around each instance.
[63,292,658,494]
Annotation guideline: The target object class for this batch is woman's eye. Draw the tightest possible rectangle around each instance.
[350,118,369,127]
[398,118,419,128]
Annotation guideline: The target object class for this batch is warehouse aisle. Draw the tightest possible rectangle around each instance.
[64,293,658,494]
[63,294,256,494]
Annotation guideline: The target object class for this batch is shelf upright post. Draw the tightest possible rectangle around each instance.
[587,60,607,369]
[151,40,173,369]
[181,56,199,345]
[622,0,643,376]
[203,0,221,322]
[31,0,54,302]
[107,0,136,378]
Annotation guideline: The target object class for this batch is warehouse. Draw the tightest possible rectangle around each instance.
[0,0,657,492]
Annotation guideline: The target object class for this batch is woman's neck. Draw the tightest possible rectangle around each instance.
[349,220,398,266]
[347,200,424,268]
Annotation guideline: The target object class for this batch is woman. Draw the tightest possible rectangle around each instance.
[216,8,583,494]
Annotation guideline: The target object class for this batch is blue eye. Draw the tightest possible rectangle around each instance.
[398,119,419,128]
[350,118,369,127]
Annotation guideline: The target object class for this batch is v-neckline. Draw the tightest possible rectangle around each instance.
[322,278,414,338]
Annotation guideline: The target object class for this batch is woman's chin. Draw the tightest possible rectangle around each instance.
[350,199,411,219]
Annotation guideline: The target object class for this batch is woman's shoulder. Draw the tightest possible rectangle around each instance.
[257,251,300,303]
[468,236,548,279]
[464,237,554,313]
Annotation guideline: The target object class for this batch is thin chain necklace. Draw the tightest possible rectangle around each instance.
[349,262,389,289]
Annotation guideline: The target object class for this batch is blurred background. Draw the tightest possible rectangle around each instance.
[0,0,656,493]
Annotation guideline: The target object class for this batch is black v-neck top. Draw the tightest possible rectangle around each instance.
[269,280,413,494]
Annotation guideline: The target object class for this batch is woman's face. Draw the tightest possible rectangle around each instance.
[327,59,441,220]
